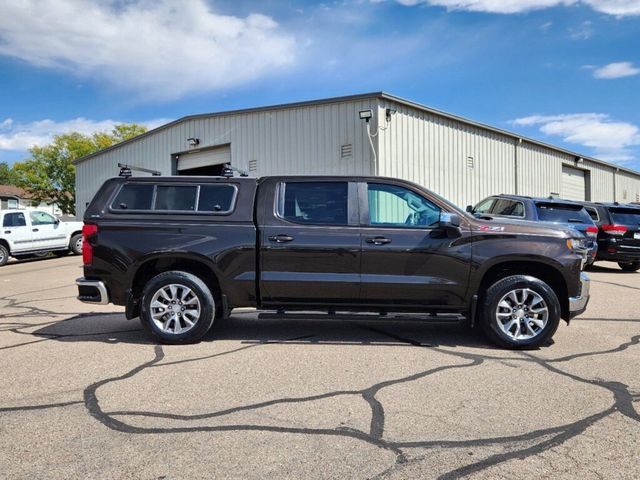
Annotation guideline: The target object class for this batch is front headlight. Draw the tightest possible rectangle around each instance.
[566,238,590,253]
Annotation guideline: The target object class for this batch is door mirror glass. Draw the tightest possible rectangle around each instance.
[439,212,461,228]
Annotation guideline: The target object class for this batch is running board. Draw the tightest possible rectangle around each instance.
[257,312,467,323]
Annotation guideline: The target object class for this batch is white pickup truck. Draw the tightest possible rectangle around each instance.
[0,210,83,266]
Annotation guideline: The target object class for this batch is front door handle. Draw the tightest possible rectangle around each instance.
[268,234,294,243]
[32,228,39,232]
[366,236,392,245]
[4,230,10,234]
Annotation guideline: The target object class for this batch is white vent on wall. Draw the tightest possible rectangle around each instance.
[341,144,353,158]
[249,159,258,172]
[466,156,474,169]
[623,190,628,200]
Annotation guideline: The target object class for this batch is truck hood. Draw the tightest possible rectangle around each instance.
[467,215,577,238]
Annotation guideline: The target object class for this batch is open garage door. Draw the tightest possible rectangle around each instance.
[561,165,586,201]
[177,145,231,176]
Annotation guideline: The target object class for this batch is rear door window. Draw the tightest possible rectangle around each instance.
[609,208,640,226]
[491,199,525,217]
[535,203,593,223]
[2,212,27,227]
[585,207,599,222]
[278,182,348,225]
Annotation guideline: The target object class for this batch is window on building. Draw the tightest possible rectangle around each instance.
[367,183,440,228]
[279,182,348,225]
[7,199,18,209]
[29,211,56,225]
[3,212,26,227]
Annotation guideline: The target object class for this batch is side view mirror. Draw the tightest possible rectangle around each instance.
[465,205,473,213]
[439,212,461,228]
[54,218,60,225]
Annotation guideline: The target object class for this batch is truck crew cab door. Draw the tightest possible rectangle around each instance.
[258,179,361,306]
[2,212,32,253]
[29,211,67,250]
[359,181,472,309]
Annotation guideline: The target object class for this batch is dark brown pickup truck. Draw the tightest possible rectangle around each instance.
[76,175,590,349]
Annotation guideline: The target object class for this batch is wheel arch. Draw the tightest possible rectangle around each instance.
[0,238,10,254]
[477,259,569,321]
[130,253,222,302]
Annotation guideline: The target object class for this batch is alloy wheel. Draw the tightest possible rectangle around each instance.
[149,284,201,334]
[495,288,549,341]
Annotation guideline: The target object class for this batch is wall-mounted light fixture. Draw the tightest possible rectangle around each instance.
[385,108,397,122]
[187,137,200,147]
[359,110,373,122]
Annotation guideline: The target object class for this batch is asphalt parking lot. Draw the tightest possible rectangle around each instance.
[1,255,639,479]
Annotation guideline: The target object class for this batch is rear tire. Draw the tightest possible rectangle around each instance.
[481,275,561,349]
[618,261,640,272]
[0,245,8,266]
[70,234,83,255]
[140,271,216,344]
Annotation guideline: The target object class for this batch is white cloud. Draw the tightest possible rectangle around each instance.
[512,113,640,162]
[0,0,296,101]
[0,117,169,152]
[387,0,640,15]
[569,21,593,40]
[583,0,640,15]
[593,61,640,79]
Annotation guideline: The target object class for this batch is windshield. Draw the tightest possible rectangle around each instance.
[609,207,640,226]
[535,202,593,224]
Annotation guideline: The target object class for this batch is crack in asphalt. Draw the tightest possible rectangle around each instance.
[1,292,639,478]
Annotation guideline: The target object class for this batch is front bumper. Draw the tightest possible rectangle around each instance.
[568,272,590,319]
[76,277,109,305]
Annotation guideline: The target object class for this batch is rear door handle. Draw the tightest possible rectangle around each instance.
[366,236,392,245]
[32,228,39,232]
[4,230,10,234]
[268,234,294,243]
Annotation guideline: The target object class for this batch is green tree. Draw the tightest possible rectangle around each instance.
[13,123,146,215]
[0,161,17,185]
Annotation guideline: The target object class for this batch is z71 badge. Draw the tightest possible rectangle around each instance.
[478,225,505,232]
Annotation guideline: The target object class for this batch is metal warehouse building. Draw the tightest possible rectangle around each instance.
[75,92,640,217]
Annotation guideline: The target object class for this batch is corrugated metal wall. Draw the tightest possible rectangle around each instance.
[616,171,640,203]
[76,99,377,217]
[77,95,640,216]
[377,99,640,208]
[376,101,516,208]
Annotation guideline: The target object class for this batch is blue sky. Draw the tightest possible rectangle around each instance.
[0,0,639,170]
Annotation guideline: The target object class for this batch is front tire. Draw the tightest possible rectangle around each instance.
[70,234,83,255]
[140,271,216,344]
[481,275,561,349]
[618,261,640,272]
[0,244,8,266]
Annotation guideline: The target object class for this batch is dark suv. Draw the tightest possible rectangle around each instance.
[580,202,640,272]
[468,194,598,264]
